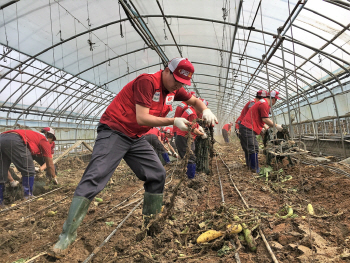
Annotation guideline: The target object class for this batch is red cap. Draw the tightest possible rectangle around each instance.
[41,127,56,141]
[256,90,268,97]
[168,58,194,86]
[269,90,281,100]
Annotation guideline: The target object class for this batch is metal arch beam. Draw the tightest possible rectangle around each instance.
[0,14,276,82]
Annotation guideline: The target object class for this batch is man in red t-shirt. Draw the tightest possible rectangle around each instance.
[0,129,57,205]
[235,90,267,135]
[235,90,267,164]
[161,127,178,158]
[52,58,218,256]
[222,122,233,143]
[175,106,207,179]
[240,91,283,173]
[30,127,58,180]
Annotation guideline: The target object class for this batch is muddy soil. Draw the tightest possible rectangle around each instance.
[1,139,350,263]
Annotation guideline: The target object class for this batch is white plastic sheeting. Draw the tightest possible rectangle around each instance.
[0,0,349,130]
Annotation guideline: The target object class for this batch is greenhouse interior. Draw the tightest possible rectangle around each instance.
[0,0,350,262]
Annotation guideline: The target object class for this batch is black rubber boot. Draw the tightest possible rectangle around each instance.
[51,196,90,257]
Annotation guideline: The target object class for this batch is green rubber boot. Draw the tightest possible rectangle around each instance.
[142,192,163,229]
[52,196,90,257]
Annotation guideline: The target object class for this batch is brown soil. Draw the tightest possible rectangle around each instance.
[1,140,350,263]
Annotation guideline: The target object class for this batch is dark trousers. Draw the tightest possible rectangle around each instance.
[144,134,167,155]
[222,129,229,143]
[239,125,259,154]
[0,133,35,184]
[74,125,166,200]
[175,135,195,164]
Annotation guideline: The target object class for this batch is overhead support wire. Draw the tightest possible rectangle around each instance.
[119,0,168,67]
[231,0,306,110]
[155,0,182,57]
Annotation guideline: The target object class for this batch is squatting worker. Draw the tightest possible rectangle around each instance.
[239,90,283,173]
[52,58,218,256]
[175,105,208,179]
[0,129,57,206]
[222,122,233,143]
[161,127,178,158]
[32,127,58,184]
[144,127,171,164]
[236,90,267,166]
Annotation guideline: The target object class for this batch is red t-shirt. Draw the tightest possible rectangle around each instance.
[241,98,270,135]
[2,130,52,158]
[145,127,161,136]
[236,99,256,125]
[222,124,231,131]
[160,133,169,143]
[100,70,191,138]
[176,107,199,139]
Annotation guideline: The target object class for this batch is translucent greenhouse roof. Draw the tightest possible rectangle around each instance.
[0,0,349,128]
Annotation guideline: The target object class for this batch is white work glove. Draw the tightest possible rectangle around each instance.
[167,150,172,155]
[35,167,41,173]
[261,127,266,135]
[275,124,283,132]
[174,117,190,131]
[202,109,218,126]
[174,152,179,158]
[198,125,207,139]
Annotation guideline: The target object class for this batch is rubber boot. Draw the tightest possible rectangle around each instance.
[186,163,196,179]
[142,192,163,229]
[249,153,260,174]
[22,176,34,199]
[52,196,91,257]
[0,184,4,206]
[161,153,171,164]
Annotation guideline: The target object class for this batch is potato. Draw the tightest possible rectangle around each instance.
[197,230,223,244]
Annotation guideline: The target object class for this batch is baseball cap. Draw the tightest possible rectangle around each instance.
[269,90,281,100]
[256,90,268,97]
[41,127,56,141]
[199,98,209,106]
[168,58,194,86]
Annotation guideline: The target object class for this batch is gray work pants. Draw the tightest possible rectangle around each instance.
[222,129,229,143]
[175,135,196,164]
[144,134,167,155]
[0,133,35,184]
[239,125,259,154]
[74,127,166,200]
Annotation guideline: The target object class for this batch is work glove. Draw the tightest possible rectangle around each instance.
[167,150,172,155]
[198,125,207,139]
[202,109,218,126]
[201,133,208,139]
[275,124,283,132]
[174,152,179,158]
[35,167,41,173]
[174,117,190,131]
[260,127,266,135]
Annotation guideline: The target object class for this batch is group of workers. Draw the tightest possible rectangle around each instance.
[0,57,284,258]
[0,127,58,206]
[221,89,283,174]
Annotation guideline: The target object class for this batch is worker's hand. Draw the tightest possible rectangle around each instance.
[201,133,208,139]
[167,150,172,155]
[35,167,41,173]
[202,109,218,126]
[174,152,179,158]
[174,117,190,131]
[260,127,266,135]
[275,124,283,132]
[198,126,204,133]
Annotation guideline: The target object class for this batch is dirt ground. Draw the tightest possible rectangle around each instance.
[1,138,350,263]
